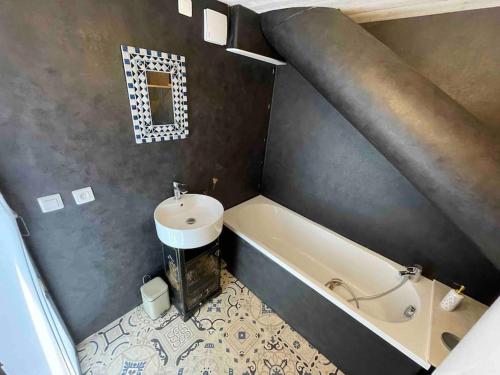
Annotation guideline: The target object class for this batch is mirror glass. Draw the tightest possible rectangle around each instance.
[146,71,174,125]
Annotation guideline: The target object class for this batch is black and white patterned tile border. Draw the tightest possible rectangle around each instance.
[121,45,189,144]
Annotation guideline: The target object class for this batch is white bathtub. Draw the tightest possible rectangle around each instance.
[224,195,433,369]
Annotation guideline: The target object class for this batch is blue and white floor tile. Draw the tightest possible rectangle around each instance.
[77,270,344,375]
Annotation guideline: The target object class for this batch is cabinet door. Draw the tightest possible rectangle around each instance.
[185,249,220,310]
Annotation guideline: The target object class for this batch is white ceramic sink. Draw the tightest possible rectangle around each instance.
[154,194,224,249]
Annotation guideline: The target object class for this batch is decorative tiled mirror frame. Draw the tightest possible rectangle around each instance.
[121,45,189,144]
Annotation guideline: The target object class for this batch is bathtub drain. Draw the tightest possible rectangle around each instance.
[404,305,417,318]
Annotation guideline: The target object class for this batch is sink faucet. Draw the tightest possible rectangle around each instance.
[399,265,422,282]
[173,181,188,200]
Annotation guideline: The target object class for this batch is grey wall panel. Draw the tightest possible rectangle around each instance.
[227,5,284,62]
[364,7,500,136]
[0,0,273,341]
[263,64,500,304]
[261,7,500,270]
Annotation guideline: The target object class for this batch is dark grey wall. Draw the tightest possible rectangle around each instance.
[263,8,500,304]
[364,8,500,136]
[0,0,273,342]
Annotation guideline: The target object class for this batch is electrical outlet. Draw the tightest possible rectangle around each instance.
[72,187,95,205]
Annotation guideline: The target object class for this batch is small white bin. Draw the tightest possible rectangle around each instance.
[140,277,170,320]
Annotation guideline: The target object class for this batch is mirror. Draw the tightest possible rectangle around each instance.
[146,71,174,125]
[121,45,189,144]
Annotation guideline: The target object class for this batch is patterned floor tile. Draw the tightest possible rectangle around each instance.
[77,270,344,375]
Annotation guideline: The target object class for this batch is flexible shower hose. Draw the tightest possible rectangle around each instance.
[346,277,409,305]
[326,276,410,309]
[325,278,360,308]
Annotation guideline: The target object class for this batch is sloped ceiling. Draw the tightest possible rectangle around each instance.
[220,0,500,23]
[261,7,500,269]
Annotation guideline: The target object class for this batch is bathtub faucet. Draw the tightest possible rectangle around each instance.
[399,265,422,282]
[173,181,188,200]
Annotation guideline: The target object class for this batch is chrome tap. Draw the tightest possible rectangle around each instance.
[173,181,188,200]
[399,265,422,282]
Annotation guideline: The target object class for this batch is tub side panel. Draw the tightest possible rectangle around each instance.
[221,227,427,375]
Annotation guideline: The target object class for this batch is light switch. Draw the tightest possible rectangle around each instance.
[178,0,192,17]
[204,9,227,46]
[72,187,95,205]
[37,194,64,213]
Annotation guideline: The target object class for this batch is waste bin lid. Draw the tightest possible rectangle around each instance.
[141,277,168,302]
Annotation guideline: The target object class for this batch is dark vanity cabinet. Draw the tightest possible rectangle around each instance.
[162,239,221,321]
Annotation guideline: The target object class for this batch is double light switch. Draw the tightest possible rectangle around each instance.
[37,194,64,213]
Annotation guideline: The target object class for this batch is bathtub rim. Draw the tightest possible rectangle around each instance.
[223,195,432,370]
